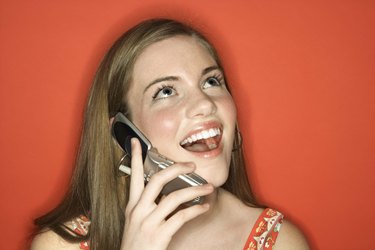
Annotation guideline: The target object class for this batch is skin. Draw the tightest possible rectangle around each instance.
[31,36,310,250]
[127,35,237,187]
[121,36,237,249]
[120,36,309,250]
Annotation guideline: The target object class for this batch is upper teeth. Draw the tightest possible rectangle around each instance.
[180,128,221,146]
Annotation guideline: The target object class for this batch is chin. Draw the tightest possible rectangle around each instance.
[198,166,229,188]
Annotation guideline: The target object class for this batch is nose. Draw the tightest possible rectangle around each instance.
[185,90,217,118]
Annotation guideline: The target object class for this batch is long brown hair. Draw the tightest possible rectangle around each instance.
[34,18,260,250]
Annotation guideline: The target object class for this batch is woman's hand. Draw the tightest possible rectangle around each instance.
[120,138,214,250]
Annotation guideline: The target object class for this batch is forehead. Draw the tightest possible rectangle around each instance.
[132,36,217,82]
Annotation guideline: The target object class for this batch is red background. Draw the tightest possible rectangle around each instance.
[1,1,374,249]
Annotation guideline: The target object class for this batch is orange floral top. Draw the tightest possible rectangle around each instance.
[243,208,284,250]
[70,215,90,250]
[72,208,283,250]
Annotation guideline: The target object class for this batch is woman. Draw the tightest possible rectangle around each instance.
[31,19,309,250]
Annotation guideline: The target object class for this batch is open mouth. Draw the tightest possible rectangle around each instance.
[180,127,222,152]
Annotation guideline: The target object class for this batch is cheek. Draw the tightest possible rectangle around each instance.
[139,109,180,145]
[219,95,237,123]
[219,95,237,154]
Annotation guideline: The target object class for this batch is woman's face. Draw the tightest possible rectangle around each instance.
[127,36,237,186]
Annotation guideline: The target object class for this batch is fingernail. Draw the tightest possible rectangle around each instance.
[131,137,137,145]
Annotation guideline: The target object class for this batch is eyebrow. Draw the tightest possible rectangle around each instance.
[202,65,221,76]
[143,76,180,93]
[143,65,222,93]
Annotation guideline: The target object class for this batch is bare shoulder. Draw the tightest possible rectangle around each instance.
[274,219,310,250]
[30,229,80,250]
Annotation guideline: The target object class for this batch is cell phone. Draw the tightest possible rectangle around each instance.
[112,112,207,205]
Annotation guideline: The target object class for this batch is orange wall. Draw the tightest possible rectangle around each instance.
[1,1,374,249]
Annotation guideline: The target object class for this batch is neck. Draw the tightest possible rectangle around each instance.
[171,188,225,239]
[168,188,255,250]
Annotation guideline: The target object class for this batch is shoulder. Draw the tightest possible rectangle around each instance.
[274,219,310,250]
[30,229,81,250]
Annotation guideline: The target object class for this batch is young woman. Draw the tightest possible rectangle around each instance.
[31,19,309,250]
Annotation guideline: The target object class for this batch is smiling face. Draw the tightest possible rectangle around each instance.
[126,36,237,186]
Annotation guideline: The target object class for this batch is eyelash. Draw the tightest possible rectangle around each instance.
[151,73,225,100]
[203,73,225,88]
[152,84,176,100]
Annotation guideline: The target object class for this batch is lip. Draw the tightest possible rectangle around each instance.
[184,141,224,158]
[179,120,224,158]
[180,121,223,142]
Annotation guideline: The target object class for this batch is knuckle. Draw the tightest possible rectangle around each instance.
[148,171,164,184]
[139,220,153,235]
[124,205,133,217]
[125,208,136,222]
[174,209,189,222]
[125,203,142,221]
[164,190,181,202]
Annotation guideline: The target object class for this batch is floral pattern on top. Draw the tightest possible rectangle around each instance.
[73,208,282,250]
[71,215,90,250]
[243,208,284,250]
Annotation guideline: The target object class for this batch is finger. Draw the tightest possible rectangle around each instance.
[137,163,196,207]
[160,203,210,237]
[127,138,145,209]
[149,184,214,222]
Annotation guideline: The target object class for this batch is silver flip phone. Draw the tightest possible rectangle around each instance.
[112,112,207,205]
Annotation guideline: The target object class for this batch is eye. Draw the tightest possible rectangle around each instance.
[202,76,223,89]
[152,85,177,100]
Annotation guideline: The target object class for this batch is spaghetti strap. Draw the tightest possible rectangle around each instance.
[243,208,284,250]
[71,215,90,250]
